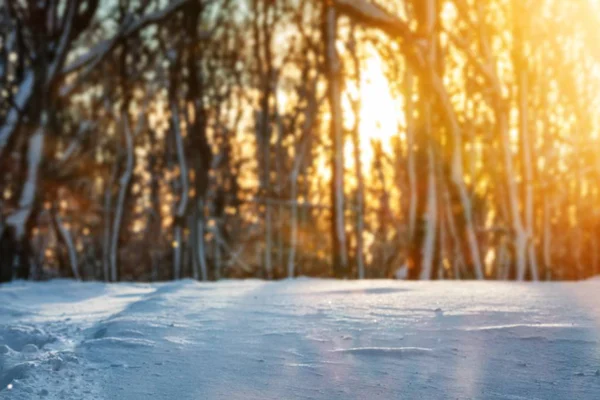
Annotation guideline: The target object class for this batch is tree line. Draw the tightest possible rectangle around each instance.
[1,0,599,282]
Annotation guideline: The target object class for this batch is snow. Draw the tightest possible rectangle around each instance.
[2,279,600,399]
[6,127,45,238]
[0,70,34,156]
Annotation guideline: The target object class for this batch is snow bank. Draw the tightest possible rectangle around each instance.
[1,279,600,399]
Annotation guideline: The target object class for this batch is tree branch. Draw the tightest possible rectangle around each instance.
[60,0,209,96]
[332,0,413,41]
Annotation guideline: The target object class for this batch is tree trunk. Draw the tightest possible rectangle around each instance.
[426,61,484,280]
[420,146,438,280]
[287,181,299,279]
[498,111,528,280]
[103,163,117,281]
[4,118,46,282]
[0,226,17,282]
[442,180,466,279]
[214,220,222,279]
[110,114,134,282]
[543,195,552,281]
[349,28,366,280]
[195,198,209,281]
[405,70,418,241]
[351,125,366,280]
[184,0,212,281]
[6,125,45,241]
[265,203,273,278]
[53,210,80,280]
[287,92,317,278]
[170,86,190,281]
[325,5,349,278]
[511,0,539,280]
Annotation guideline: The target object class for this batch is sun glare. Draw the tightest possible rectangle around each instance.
[344,46,402,173]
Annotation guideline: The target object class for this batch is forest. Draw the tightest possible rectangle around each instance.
[1,0,599,283]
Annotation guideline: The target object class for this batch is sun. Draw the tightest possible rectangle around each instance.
[359,49,402,154]
[344,45,403,174]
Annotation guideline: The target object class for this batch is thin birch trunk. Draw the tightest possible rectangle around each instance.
[348,29,366,279]
[543,195,552,281]
[593,227,599,278]
[214,220,222,279]
[287,181,299,278]
[110,114,134,282]
[517,65,539,281]
[102,163,117,282]
[438,207,447,279]
[54,211,80,280]
[405,70,417,241]
[420,146,438,280]
[326,4,348,277]
[352,126,366,280]
[190,221,199,280]
[102,185,112,281]
[287,135,304,278]
[265,204,273,278]
[170,97,189,280]
[443,187,465,280]
[288,168,300,278]
[498,112,528,280]
[287,95,317,278]
[496,238,507,280]
[277,202,284,276]
[196,198,208,281]
[275,109,285,275]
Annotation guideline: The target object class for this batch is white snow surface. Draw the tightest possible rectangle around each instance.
[2,279,600,399]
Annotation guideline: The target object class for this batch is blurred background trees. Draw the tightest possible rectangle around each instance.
[1,0,599,282]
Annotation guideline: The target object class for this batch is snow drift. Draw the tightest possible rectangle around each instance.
[1,279,600,399]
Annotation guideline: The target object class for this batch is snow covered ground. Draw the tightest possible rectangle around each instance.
[2,279,600,399]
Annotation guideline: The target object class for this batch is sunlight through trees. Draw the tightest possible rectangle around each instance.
[1,0,599,281]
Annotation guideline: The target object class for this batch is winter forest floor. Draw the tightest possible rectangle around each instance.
[1,279,600,399]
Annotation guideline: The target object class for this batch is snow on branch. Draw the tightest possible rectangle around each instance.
[46,0,78,85]
[6,125,45,238]
[0,70,34,158]
[60,0,209,94]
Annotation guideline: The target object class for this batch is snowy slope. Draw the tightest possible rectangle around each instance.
[2,279,600,399]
